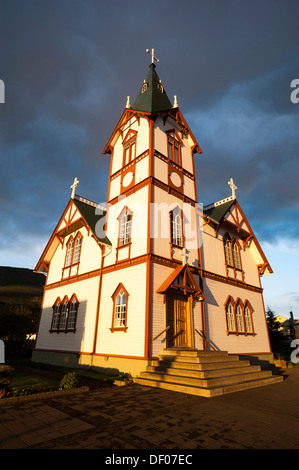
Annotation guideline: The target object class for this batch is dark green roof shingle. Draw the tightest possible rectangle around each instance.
[73,198,111,246]
[203,200,235,223]
[132,63,172,113]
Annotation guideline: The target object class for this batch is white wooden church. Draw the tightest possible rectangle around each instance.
[33,51,282,395]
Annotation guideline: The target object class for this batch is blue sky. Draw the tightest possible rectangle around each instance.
[0,0,299,318]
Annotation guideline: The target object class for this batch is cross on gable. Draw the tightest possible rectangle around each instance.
[228,178,237,199]
[146,48,159,64]
[70,177,79,199]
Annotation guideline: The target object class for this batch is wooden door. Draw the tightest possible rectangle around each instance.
[176,297,188,347]
[166,293,193,348]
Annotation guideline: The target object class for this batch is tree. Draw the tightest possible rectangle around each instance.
[0,301,40,354]
[266,306,291,357]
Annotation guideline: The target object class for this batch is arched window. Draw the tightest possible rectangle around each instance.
[51,298,61,330]
[68,295,79,330]
[111,283,129,332]
[72,234,82,264]
[122,131,137,166]
[51,295,79,332]
[65,238,74,267]
[171,206,183,247]
[225,297,235,332]
[224,297,254,335]
[235,300,245,333]
[223,235,243,279]
[167,130,182,165]
[59,296,69,330]
[119,208,132,247]
[64,232,83,268]
[114,289,126,327]
[244,301,253,333]
[232,240,241,269]
[224,236,233,266]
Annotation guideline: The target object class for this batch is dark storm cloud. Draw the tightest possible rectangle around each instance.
[0,0,299,267]
[187,51,299,242]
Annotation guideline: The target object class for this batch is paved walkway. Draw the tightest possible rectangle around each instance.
[0,367,299,450]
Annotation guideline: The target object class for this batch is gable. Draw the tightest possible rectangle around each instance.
[157,264,205,300]
[204,199,272,276]
[35,196,111,273]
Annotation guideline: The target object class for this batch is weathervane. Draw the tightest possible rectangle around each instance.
[70,177,79,199]
[228,178,237,199]
[146,48,159,64]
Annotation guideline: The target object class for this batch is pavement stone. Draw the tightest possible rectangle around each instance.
[0,367,299,451]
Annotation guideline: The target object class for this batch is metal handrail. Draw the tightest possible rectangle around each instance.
[195,329,218,351]
[153,325,170,341]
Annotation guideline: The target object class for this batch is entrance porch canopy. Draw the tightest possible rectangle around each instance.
[157,264,205,300]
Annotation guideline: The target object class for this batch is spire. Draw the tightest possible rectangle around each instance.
[132,60,172,113]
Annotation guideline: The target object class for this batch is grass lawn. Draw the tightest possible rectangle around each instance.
[7,356,123,386]
[11,370,59,390]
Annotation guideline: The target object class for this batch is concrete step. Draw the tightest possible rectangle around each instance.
[158,354,240,364]
[146,364,262,379]
[150,358,251,371]
[136,349,284,397]
[134,375,284,398]
[160,348,229,357]
[139,369,272,388]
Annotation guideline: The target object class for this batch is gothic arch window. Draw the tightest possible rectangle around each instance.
[122,131,137,166]
[244,300,254,334]
[235,299,245,333]
[51,297,61,331]
[225,296,236,333]
[68,294,79,331]
[72,234,82,264]
[224,296,255,335]
[64,232,83,268]
[50,295,79,333]
[223,235,233,267]
[167,129,182,166]
[232,239,241,269]
[223,234,243,280]
[59,296,69,330]
[110,283,129,332]
[65,237,74,267]
[118,207,133,247]
[170,206,183,248]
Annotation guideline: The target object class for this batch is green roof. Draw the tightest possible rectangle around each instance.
[203,200,235,223]
[73,198,111,246]
[132,63,172,113]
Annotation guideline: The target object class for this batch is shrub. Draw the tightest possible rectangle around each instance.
[0,365,14,395]
[11,385,57,397]
[59,372,80,390]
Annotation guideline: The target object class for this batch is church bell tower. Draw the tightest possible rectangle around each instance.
[101,49,205,357]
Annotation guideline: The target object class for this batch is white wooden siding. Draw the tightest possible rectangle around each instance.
[104,186,149,267]
[36,276,100,353]
[203,277,270,354]
[46,226,102,285]
[152,186,199,265]
[95,262,147,357]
